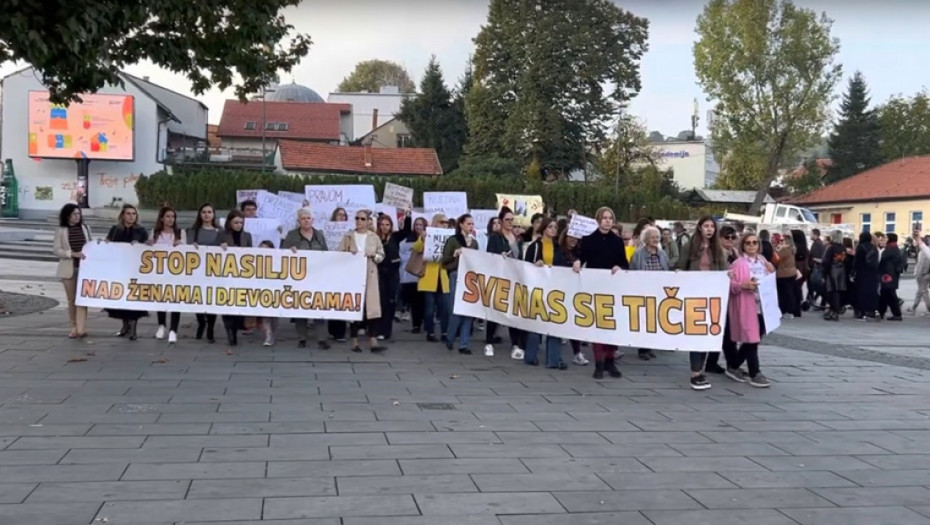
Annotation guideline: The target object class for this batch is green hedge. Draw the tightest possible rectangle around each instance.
[135,168,699,221]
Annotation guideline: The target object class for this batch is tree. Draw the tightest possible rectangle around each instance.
[465,0,649,176]
[337,59,415,93]
[713,142,769,190]
[0,0,310,104]
[825,72,882,183]
[593,115,662,190]
[876,90,930,160]
[396,56,467,172]
[783,159,826,196]
[693,0,841,215]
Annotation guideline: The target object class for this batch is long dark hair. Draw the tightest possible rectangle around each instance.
[454,213,473,247]
[59,203,81,227]
[224,209,244,234]
[191,203,219,231]
[688,215,723,265]
[791,229,809,260]
[153,205,181,239]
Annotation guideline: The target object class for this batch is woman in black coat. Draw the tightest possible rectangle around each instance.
[220,210,253,345]
[376,212,411,341]
[853,232,880,319]
[104,204,149,340]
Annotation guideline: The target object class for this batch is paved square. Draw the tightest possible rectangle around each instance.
[1,273,930,523]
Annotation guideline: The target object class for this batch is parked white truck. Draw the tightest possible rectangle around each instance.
[724,203,855,236]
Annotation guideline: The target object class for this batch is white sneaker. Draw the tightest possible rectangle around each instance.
[155,325,166,340]
[511,346,524,360]
[377,335,385,341]
[613,349,624,359]
[572,353,590,366]
[167,331,177,344]
[484,344,495,357]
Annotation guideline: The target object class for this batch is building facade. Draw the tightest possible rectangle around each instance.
[791,156,930,234]
[327,86,413,142]
[356,118,413,149]
[0,67,207,218]
[653,140,720,190]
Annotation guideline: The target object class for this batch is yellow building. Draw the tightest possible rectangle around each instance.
[791,156,930,235]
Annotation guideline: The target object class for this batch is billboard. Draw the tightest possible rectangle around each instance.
[27,91,135,161]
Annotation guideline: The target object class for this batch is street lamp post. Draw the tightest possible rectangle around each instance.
[261,86,266,166]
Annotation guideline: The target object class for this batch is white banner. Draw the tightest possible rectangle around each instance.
[236,189,267,204]
[382,182,414,208]
[470,209,499,232]
[424,192,468,219]
[278,191,307,205]
[567,214,598,238]
[453,250,731,352]
[304,185,376,223]
[758,272,782,334]
[76,242,367,320]
[256,192,301,231]
[321,220,354,251]
[244,218,282,248]
[424,227,454,263]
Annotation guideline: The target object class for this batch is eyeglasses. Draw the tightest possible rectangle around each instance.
[724,235,737,240]
[355,216,366,221]
[744,240,759,246]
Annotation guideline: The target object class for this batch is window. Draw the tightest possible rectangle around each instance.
[243,121,256,130]
[831,213,842,224]
[276,122,288,131]
[396,134,413,148]
[912,211,924,229]
[265,122,278,131]
[885,212,896,234]
[812,212,820,222]
[861,213,871,233]
[775,206,787,218]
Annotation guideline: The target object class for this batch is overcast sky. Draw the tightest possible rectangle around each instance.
[3,0,928,135]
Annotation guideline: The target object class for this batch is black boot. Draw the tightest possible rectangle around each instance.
[593,360,605,379]
[206,318,215,343]
[128,320,138,341]
[605,357,622,378]
[226,325,237,346]
[195,315,205,340]
[116,319,130,337]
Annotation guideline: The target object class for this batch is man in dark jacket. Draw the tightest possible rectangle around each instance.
[878,233,906,320]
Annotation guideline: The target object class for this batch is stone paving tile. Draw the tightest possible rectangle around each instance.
[521,457,652,474]
[748,455,880,471]
[188,477,337,499]
[472,473,611,492]
[716,470,858,489]
[25,480,189,502]
[121,461,266,480]
[0,449,67,465]
[831,469,930,487]
[7,435,146,449]
[385,431,501,444]
[498,513,653,525]
[400,458,530,475]
[344,517,500,525]
[0,483,36,504]
[0,463,127,482]
[416,492,565,515]
[268,459,402,477]
[685,487,836,509]
[330,444,454,460]
[60,447,202,464]
[0,502,102,524]
[597,472,738,491]
[336,474,478,495]
[263,494,420,519]
[200,444,330,462]
[643,509,802,525]
[553,489,703,512]
[95,498,263,523]
[780,506,930,525]
[811,486,930,506]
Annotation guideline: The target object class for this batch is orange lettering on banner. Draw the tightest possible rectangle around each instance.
[684,298,708,335]
[573,293,595,328]
[80,279,124,300]
[593,294,616,330]
[462,271,512,313]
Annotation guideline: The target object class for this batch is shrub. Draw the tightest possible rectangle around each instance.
[134,167,699,221]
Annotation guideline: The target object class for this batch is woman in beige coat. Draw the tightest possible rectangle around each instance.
[337,209,386,353]
[53,203,92,338]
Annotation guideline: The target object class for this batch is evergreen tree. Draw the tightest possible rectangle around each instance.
[825,71,883,182]
[397,56,467,172]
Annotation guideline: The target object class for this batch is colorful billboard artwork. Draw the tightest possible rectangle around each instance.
[27,91,134,161]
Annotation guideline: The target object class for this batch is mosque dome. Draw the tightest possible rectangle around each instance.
[264,81,324,103]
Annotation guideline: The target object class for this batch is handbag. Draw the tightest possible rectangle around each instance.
[405,249,426,278]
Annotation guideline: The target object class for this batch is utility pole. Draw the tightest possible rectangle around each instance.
[690,97,700,141]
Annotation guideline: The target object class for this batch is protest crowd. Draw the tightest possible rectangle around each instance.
[52,184,930,392]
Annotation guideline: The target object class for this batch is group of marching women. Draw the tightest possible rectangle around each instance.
[57,199,923,391]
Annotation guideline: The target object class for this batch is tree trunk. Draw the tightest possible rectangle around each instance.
[749,137,788,216]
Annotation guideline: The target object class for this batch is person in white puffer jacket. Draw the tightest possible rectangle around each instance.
[910,234,930,315]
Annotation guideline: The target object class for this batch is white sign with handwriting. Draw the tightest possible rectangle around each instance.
[256,192,301,231]
[424,192,468,219]
[424,227,455,263]
[382,182,414,209]
[567,214,598,238]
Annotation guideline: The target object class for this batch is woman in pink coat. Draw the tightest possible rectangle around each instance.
[727,232,775,388]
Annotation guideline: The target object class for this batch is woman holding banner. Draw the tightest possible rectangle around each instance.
[219,210,253,346]
[485,207,526,360]
[54,203,92,339]
[400,217,428,334]
[629,226,669,361]
[282,207,331,350]
[413,214,449,344]
[188,203,222,343]
[727,232,774,387]
[677,216,728,390]
[148,206,186,345]
[558,232,590,366]
[104,204,149,341]
[523,217,568,369]
[338,209,387,353]
[572,206,628,379]
[442,213,480,354]
[324,208,349,343]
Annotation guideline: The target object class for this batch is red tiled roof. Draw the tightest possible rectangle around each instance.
[791,156,930,205]
[216,100,350,141]
[279,140,442,176]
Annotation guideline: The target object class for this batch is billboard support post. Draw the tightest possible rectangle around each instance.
[75,159,90,209]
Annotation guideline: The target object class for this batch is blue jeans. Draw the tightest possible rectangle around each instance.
[525,332,563,367]
[445,271,473,349]
[424,290,447,337]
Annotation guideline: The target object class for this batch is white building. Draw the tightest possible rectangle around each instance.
[654,140,720,190]
[0,67,207,218]
[327,86,414,142]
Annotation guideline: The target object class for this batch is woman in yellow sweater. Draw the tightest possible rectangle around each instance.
[412,214,450,342]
